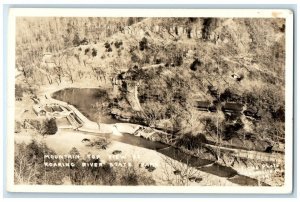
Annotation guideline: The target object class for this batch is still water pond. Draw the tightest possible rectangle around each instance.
[52,88,118,124]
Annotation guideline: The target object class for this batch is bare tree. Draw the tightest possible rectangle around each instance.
[65,62,74,83]
[160,155,202,186]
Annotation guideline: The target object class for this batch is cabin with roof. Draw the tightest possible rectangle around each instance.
[208,105,217,112]
[243,107,261,120]
[222,102,244,113]
[243,107,257,116]
[194,101,210,112]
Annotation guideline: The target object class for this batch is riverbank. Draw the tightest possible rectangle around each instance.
[14,129,236,186]
[15,80,282,186]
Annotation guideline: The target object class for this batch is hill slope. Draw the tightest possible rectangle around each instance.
[16,17,286,153]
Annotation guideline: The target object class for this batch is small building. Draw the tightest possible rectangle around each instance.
[243,107,262,120]
[208,105,217,112]
[222,102,244,113]
[243,107,257,117]
[32,105,46,116]
[194,101,210,111]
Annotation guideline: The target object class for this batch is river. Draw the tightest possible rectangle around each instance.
[51,87,268,186]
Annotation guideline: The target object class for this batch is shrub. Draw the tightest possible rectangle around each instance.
[220,88,241,102]
[222,125,238,141]
[139,37,148,51]
[242,92,258,106]
[131,52,140,63]
[176,133,207,150]
[117,49,122,57]
[222,120,244,141]
[85,48,90,55]
[187,27,192,38]
[154,57,162,64]
[190,58,201,71]
[175,26,179,35]
[72,33,81,47]
[104,41,110,49]
[121,172,138,185]
[69,147,80,156]
[28,119,43,131]
[104,41,112,52]
[85,138,110,149]
[270,106,285,122]
[202,18,213,40]
[114,41,123,48]
[15,84,35,98]
[80,38,88,45]
[173,54,183,66]
[188,17,197,23]
[202,117,218,135]
[92,48,97,57]
[42,118,57,135]
[127,17,134,26]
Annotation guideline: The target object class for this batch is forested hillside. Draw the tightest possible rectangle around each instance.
[15,17,286,153]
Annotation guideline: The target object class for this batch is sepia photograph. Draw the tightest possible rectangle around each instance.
[6,8,294,193]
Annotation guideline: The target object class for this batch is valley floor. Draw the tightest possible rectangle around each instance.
[14,80,284,186]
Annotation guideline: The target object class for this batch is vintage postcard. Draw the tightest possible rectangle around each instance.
[6,8,293,193]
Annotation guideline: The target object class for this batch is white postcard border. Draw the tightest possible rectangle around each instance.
[6,8,294,194]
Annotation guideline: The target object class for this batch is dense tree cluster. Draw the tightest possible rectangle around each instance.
[14,140,155,185]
